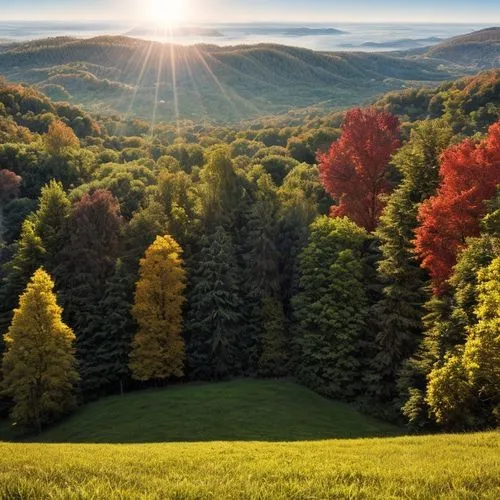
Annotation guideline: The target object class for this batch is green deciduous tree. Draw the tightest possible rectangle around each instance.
[293,216,369,400]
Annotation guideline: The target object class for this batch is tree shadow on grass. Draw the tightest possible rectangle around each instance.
[2,380,407,444]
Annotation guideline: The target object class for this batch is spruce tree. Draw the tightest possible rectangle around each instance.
[373,120,453,400]
[2,268,78,432]
[90,260,136,393]
[130,235,186,382]
[186,226,243,380]
[293,216,369,400]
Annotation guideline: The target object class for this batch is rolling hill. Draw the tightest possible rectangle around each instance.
[422,27,500,68]
[0,380,402,443]
[0,35,460,122]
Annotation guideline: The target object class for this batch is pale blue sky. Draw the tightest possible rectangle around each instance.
[1,0,499,23]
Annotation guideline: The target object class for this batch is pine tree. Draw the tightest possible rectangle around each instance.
[2,268,78,432]
[242,174,283,372]
[373,120,453,400]
[89,260,136,393]
[186,226,243,380]
[129,235,186,382]
[293,216,369,400]
[258,296,289,377]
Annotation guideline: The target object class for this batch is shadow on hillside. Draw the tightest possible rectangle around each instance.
[1,380,406,444]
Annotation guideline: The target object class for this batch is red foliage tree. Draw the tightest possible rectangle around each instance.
[318,107,400,232]
[415,121,500,294]
[0,169,21,205]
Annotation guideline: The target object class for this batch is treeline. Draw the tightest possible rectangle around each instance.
[0,73,498,434]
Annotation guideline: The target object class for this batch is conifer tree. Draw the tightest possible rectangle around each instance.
[2,268,78,432]
[55,189,122,394]
[0,219,45,339]
[373,120,453,400]
[90,260,136,393]
[242,174,283,372]
[258,296,289,377]
[186,226,243,380]
[33,180,70,270]
[293,216,369,399]
[129,235,186,381]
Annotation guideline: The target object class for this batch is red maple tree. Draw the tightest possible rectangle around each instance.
[0,169,21,205]
[318,107,400,232]
[415,121,500,294]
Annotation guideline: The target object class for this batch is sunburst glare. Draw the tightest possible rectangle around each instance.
[148,0,190,25]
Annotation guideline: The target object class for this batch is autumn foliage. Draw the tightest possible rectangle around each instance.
[0,169,21,204]
[129,235,186,382]
[415,121,500,293]
[2,268,78,432]
[44,119,79,156]
[318,108,400,232]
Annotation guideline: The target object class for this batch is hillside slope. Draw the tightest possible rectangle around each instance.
[422,27,500,68]
[0,35,455,122]
[1,380,401,443]
[1,432,498,498]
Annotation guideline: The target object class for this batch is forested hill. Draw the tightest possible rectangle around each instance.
[421,27,500,68]
[0,35,458,122]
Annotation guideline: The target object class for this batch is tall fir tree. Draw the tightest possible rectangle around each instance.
[92,260,136,393]
[186,226,244,380]
[2,268,78,432]
[242,174,284,373]
[293,216,369,400]
[129,235,186,382]
[373,120,453,401]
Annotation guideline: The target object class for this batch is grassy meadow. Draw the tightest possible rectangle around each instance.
[0,432,498,498]
[0,380,498,498]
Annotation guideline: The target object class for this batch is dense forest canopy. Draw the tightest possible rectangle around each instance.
[0,58,499,435]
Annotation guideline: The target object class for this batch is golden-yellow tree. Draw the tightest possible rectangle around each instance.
[44,119,79,156]
[2,268,79,432]
[129,235,186,381]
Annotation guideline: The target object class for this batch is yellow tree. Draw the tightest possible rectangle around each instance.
[129,235,186,381]
[44,119,79,156]
[2,268,78,432]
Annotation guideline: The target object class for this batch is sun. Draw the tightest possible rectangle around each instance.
[148,0,189,25]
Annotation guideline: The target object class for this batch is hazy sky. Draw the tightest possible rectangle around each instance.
[1,0,500,23]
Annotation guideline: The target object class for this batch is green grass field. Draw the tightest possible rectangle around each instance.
[1,380,498,498]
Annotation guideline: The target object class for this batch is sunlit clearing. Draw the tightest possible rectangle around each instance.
[148,0,189,25]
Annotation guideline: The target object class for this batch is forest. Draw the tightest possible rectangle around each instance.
[2,29,498,122]
[0,67,499,435]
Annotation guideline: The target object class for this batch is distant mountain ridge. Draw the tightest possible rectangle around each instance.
[0,28,497,122]
[420,27,500,68]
